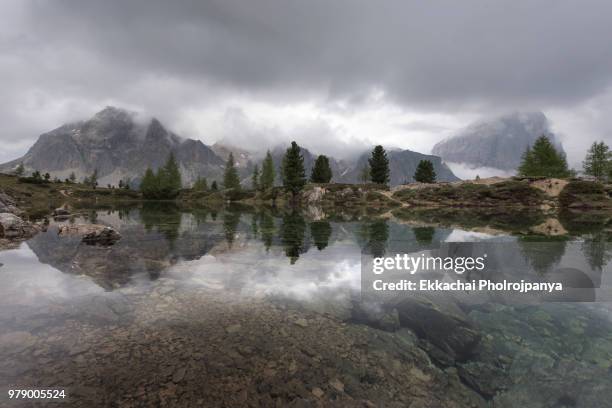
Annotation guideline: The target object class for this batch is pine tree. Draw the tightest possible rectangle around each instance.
[140,168,158,199]
[158,153,182,197]
[69,172,76,183]
[368,145,390,185]
[518,135,570,178]
[14,163,24,177]
[583,141,611,181]
[211,181,218,191]
[44,172,51,182]
[260,150,276,189]
[251,164,260,190]
[223,152,241,190]
[282,141,306,199]
[414,160,436,183]
[310,155,333,183]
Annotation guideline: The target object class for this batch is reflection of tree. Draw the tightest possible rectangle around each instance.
[192,208,209,225]
[310,221,332,250]
[251,214,259,237]
[518,236,568,274]
[223,211,242,247]
[413,227,435,245]
[359,219,389,257]
[280,211,306,264]
[582,232,612,271]
[140,202,182,246]
[87,210,98,224]
[259,212,275,251]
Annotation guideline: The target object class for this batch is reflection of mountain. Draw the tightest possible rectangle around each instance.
[26,205,225,289]
[22,205,609,293]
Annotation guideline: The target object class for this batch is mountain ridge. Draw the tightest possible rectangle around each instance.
[1,106,460,187]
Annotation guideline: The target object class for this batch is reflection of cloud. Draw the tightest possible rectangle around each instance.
[445,229,497,242]
[167,241,363,302]
[0,245,103,307]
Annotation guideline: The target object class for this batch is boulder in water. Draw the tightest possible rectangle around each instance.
[58,224,121,245]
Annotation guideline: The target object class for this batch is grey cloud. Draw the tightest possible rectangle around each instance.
[20,0,612,108]
[2,0,612,162]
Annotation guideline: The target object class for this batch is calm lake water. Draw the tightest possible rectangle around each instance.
[1,204,611,407]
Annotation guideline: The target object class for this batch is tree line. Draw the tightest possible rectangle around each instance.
[18,133,596,200]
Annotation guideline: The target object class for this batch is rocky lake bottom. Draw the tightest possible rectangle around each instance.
[0,205,611,407]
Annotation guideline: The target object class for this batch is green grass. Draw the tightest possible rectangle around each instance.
[392,180,545,207]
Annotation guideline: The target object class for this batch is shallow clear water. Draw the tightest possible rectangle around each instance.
[1,204,611,407]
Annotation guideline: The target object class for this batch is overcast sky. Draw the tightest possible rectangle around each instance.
[1,0,612,166]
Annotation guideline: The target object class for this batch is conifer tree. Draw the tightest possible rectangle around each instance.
[260,150,276,189]
[414,160,436,183]
[282,141,306,199]
[140,168,158,199]
[583,141,611,181]
[310,155,333,183]
[368,145,390,185]
[223,152,241,190]
[158,153,182,197]
[211,180,218,191]
[251,164,260,190]
[518,135,570,178]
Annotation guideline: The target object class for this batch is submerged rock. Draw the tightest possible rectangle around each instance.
[58,224,121,245]
[395,295,481,361]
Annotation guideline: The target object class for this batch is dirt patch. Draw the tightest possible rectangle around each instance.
[530,178,568,197]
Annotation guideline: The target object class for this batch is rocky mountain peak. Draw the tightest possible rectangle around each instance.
[432,111,564,171]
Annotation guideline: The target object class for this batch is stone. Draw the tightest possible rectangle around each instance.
[0,192,21,214]
[58,224,121,245]
[172,367,186,383]
[329,378,344,393]
[0,212,37,239]
[311,387,324,398]
[53,207,71,217]
[294,318,309,328]
[225,324,242,334]
[394,295,481,361]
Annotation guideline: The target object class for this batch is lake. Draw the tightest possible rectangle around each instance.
[1,204,611,407]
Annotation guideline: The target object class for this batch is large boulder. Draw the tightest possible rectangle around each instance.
[394,295,481,362]
[0,192,21,215]
[58,224,121,245]
[0,213,38,239]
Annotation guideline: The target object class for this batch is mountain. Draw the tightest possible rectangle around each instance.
[340,148,460,185]
[0,107,225,186]
[1,106,458,188]
[432,112,565,171]
[211,142,255,169]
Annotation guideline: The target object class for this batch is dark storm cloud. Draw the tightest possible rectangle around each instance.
[19,0,612,107]
[2,0,612,163]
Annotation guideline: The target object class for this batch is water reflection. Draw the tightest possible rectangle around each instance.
[2,205,612,406]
